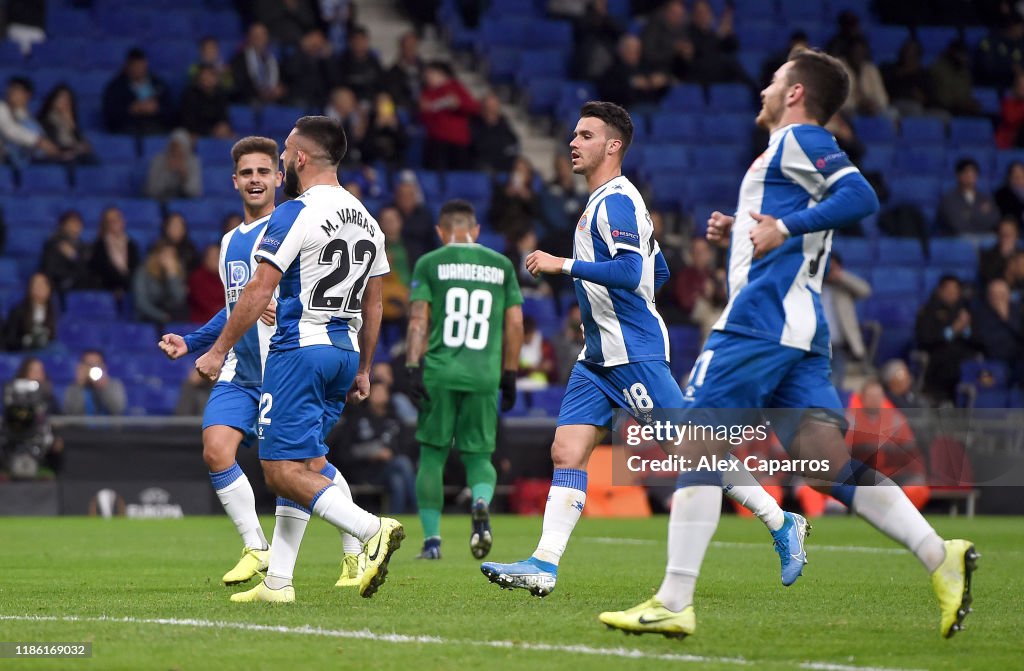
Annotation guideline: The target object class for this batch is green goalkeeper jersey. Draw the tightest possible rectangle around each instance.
[410,243,523,392]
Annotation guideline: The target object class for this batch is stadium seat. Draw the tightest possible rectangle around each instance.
[862,296,917,327]
[993,149,1024,179]
[522,295,560,338]
[916,26,958,62]
[923,266,974,291]
[148,40,195,76]
[89,133,138,162]
[691,146,744,172]
[17,165,70,194]
[196,137,238,164]
[973,87,1001,116]
[649,112,700,143]
[928,238,977,266]
[485,47,519,83]
[707,83,754,112]
[732,0,776,21]
[517,49,567,83]
[444,171,492,201]
[780,0,825,23]
[876,238,925,266]
[833,237,875,266]
[853,115,897,143]
[894,145,946,175]
[525,77,564,116]
[949,117,994,145]
[477,17,530,50]
[888,176,941,208]
[528,387,565,417]
[960,359,1010,390]
[117,199,162,227]
[860,143,895,174]
[869,25,911,63]
[523,20,573,49]
[698,113,752,144]
[869,267,921,296]
[660,84,705,112]
[72,165,136,196]
[899,117,946,144]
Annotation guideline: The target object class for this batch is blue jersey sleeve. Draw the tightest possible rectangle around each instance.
[183,307,227,353]
[600,193,643,254]
[253,199,307,273]
[782,172,880,236]
[654,250,669,290]
[570,249,643,289]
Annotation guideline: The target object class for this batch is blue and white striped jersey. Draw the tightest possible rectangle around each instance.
[573,175,669,367]
[183,215,275,387]
[218,215,274,385]
[254,185,389,351]
[714,123,865,355]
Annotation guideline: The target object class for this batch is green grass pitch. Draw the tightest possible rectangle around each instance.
[0,514,1019,670]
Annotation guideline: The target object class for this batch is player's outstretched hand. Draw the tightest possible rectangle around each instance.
[406,365,429,408]
[525,250,564,277]
[195,350,225,381]
[158,333,188,360]
[706,211,734,248]
[348,372,371,403]
[260,298,277,326]
[748,211,788,259]
[499,370,517,412]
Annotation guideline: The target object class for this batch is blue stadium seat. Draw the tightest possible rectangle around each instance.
[528,387,565,417]
[780,0,825,22]
[5,227,48,256]
[993,149,1024,179]
[0,354,21,382]
[707,83,754,112]
[517,49,567,84]
[949,117,993,145]
[116,199,162,227]
[853,115,897,143]
[916,26,958,62]
[444,172,491,201]
[691,146,744,172]
[411,170,443,201]
[111,322,158,351]
[923,266,974,290]
[946,146,995,178]
[928,238,977,267]
[660,84,705,112]
[738,50,768,85]
[522,296,560,338]
[198,9,242,41]
[648,173,689,209]
[833,237,875,266]
[876,238,925,266]
[874,325,913,363]
[894,145,946,175]
[860,143,894,174]
[57,317,113,349]
[732,0,776,21]
[525,77,564,116]
[974,87,1000,116]
[1,195,57,221]
[17,165,70,194]
[888,176,941,208]
[698,113,752,144]
[870,25,911,63]
[869,267,921,296]
[90,133,138,162]
[668,325,702,379]
[861,296,917,328]
[739,20,782,51]
[477,17,530,50]
[485,47,519,83]
[961,359,1010,389]
[202,168,239,197]
[228,105,258,135]
[165,199,225,230]
[0,165,13,192]
[0,259,19,288]
[649,112,700,142]
[488,0,540,18]
[258,106,309,138]
[641,145,690,176]
[73,165,136,196]
[149,40,196,78]
[523,21,573,49]
[196,137,238,164]
[899,117,946,143]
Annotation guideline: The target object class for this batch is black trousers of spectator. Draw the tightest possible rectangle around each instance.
[424,139,472,172]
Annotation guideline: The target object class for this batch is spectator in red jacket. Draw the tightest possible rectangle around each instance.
[418,61,480,171]
[188,244,223,324]
[996,71,1024,149]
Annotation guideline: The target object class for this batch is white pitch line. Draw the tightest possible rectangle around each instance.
[583,537,907,555]
[0,614,927,671]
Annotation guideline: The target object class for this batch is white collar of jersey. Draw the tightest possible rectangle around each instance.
[297,183,344,198]
[238,212,271,233]
[585,174,626,210]
[769,123,809,141]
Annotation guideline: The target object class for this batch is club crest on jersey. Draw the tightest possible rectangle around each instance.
[227,260,250,288]
[577,213,588,231]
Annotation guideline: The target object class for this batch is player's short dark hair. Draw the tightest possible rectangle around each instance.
[579,101,633,153]
[438,199,477,228]
[231,136,278,168]
[785,49,850,125]
[294,115,347,166]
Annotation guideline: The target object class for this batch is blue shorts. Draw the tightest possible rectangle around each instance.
[681,331,843,445]
[258,345,358,461]
[203,382,260,446]
[558,360,684,429]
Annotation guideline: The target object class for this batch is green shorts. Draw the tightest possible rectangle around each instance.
[415,387,498,453]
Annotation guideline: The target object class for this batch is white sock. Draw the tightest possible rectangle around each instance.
[851,485,946,572]
[312,485,380,543]
[211,466,268,551]
[328,468,364,555]
[655,486,722,612]
[264,501,309,589]
[533,485,587,566]
[721,456,785,531]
